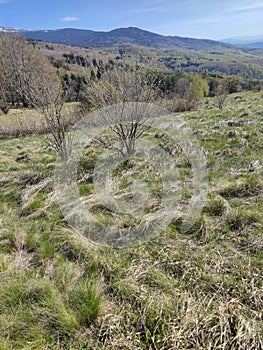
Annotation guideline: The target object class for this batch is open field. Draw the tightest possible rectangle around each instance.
[0,91,262,349]
[0,104,78,138]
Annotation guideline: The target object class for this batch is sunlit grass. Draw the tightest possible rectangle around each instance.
[0,91,262,349]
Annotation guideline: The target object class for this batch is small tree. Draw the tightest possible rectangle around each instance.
[0,75,16,114]
[0,37,19,114]
[214,83,229,110]
[164,75,204,113]
[80,68,162,155]
[189,74,209,102]
[175,77,190,99]
[0,35,72,158]
[224,76,243,94]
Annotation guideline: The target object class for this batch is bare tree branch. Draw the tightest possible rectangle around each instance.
[0,35,73,158]
[79,68,161,155]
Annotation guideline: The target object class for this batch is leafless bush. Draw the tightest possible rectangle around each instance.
[79,68,164,155]
[163,96,199,112]
[214,83,229,110]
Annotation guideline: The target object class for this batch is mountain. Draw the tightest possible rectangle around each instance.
[222,36,263,45]
[241,42,263,49]
[21,28,96,47]
[0,26,237,52]
[222,36,263,49]
[0,27,22,33]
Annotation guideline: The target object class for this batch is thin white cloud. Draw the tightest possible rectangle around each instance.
[60,16,79,22]
[229,1,263,13]
[124,5,169,15]
[128,7,167,13]
[0,0,9,4]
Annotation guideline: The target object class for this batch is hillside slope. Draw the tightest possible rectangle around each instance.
[32,39,263,80]
[0,92,262,349]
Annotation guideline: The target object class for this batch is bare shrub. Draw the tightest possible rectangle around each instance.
[214,83,229,110]
[79,68,163,155]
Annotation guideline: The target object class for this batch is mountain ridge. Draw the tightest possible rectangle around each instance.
[0,26,238,52]
[222,36,263,49]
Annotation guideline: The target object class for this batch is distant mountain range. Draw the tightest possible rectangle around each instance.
[222,36,263,49]
[242,42,263,49]
[0,26,241,52]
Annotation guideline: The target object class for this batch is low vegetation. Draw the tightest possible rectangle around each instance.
[0,90,262,349]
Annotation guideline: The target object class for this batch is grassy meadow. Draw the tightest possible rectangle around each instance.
[0,91,262,349]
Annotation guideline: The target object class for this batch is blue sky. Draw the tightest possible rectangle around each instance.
[0,0,263,40]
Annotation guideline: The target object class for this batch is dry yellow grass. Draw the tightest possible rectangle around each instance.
[0,108,47,137]
[0,103,78,138]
